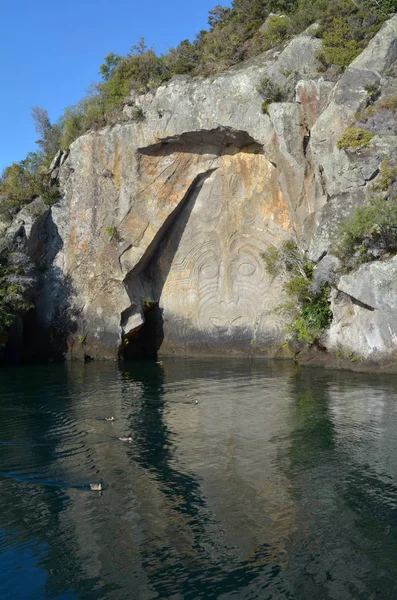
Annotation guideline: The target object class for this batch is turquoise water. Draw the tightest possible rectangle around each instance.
[1,359,397,599]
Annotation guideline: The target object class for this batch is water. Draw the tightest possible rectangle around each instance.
[1,360,397,599]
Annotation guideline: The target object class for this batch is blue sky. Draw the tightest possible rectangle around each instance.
[1,0,230,172]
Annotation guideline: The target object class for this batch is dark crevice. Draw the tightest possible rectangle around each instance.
[348,294,375,311]
[316,250,328,264]
[303,126,311,157]
[120,169,217,360]
[365,168,380,183]
[138,127,263,156]
[122,305,164,360]
[123,168,217,283]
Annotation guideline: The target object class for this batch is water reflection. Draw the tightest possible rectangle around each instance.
[1,362,397,598]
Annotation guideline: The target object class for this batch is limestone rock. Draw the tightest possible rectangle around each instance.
[311,254,342,292]
[338,256,397,310]
[325,257,397,363]
[29,15,397,368]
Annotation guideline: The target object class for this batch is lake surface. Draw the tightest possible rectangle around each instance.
[1,359,397,599]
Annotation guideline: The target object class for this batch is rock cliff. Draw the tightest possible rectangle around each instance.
[11,16,397,369]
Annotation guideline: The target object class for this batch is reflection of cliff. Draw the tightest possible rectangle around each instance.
[279,369,397,599]
[4,362,397,597]
[2,360,299,599]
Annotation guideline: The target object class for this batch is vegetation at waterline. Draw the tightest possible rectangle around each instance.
[261,240,333,344]
[0,239,36,339]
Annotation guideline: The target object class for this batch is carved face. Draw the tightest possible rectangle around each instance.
[158,152,290,348]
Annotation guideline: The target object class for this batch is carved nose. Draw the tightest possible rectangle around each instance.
[218,259,233,304]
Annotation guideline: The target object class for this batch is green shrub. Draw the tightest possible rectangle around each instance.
[262,238,332,344]
[141,298,153,310]
[257,76,286,103]
[337,127,374,150]
[260,15,293,50]
[315,0,386,72]
[334,195,397,268]
[286,284,333,343]
[0,244,35,337]
[261,245,281,275]
[0,152,51,211]
[131,105,145,121]
[261,102,270,114]
[364,81,381,101]
[371,158,397,192]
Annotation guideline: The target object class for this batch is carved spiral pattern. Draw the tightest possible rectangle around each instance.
[159,153,289,349]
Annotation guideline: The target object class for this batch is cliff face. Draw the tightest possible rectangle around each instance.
[13,16,397,368]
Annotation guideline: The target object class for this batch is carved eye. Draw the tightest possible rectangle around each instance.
[200,264,219,279]
[237,262,256,276]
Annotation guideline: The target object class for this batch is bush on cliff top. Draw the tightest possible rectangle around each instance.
[1,0,395,212]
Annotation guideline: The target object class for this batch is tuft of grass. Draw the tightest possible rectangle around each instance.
[131,105,145,122]
[337,127,374,150]
[105,225,116,240]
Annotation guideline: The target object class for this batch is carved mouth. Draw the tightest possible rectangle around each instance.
[208,315,248,330]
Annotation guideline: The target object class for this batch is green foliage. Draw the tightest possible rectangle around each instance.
[99,53,122,82]
[78,334,85,345]
[262,239,332,344]
[337,127,374,150]
[0,244,34,337]
[315,0,386,72]
[257,76,287,104]
[31,106,62,161]
[105,225,116,239]
[260,15,293,50]
[261,245,281,275]
[284,279,333,344]
[141,298,153,310]
[371,158,397,192]
[316,17,362,71]
[364,81,381,102]
[0,152,49,210]
[131,105,145,121]
[334,195,397,268]
[356,95,397,125]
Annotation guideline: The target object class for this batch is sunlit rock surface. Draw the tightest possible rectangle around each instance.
[18,15,397,368]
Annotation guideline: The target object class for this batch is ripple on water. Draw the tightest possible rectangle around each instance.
[1,361,397,598]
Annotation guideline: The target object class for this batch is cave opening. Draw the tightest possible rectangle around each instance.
[121,304,164,361]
